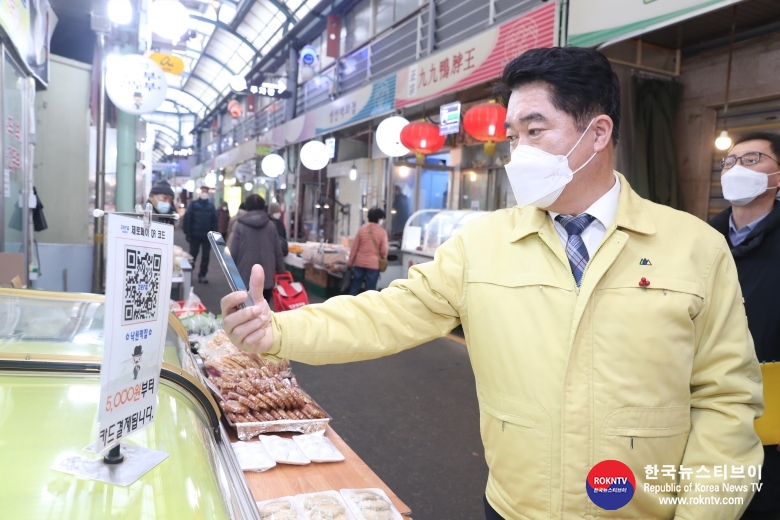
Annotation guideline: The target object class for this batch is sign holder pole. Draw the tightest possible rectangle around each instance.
[52,204,175,486]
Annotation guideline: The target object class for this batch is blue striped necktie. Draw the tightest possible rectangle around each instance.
[555,213,596,286]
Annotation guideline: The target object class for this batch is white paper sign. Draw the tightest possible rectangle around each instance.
[97,213,173,453]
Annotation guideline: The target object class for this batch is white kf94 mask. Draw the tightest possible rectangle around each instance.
[721,164,780,206]
[504,119,597,208]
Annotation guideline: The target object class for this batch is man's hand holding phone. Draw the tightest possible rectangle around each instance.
[221,264,274,354]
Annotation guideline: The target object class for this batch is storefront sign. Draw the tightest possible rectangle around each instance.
[248,80,291,99]
[568,0,740,48]
[150,52,185,75]
[0,0,56,84]
[97,213,173,453]
[315,74,396,135]
[325,137,336,159]
[439,102,461,135]
[394,3,556,109]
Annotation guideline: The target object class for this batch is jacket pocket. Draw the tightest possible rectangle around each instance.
[467,269,571,290]
[597,406,690,519]
[479,386,552,519]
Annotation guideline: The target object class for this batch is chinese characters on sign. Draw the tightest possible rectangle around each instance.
[97,214,173,454]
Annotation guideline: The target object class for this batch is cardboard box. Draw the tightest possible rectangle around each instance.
[305,263,328,286]
[0,253,25,288]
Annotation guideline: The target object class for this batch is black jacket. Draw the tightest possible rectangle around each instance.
[710,202,780,364]
[711,203,780,514]
[270,216,288,256]
[183,198,218,238]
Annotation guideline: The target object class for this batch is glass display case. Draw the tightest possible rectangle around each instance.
[0,289,261,520]
[400,209,487,275]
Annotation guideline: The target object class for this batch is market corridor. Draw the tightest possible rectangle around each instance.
[175,228,489,520]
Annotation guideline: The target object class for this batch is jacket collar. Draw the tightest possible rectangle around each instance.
[509,172,656,242]
[711,200,780,256]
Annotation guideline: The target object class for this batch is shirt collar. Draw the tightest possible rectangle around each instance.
[548,173,621,229]
[729,212,769,234]
[509,172,655,242]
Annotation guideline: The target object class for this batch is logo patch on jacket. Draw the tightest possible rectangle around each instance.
[587,460,636,510]
[639,258,652,266]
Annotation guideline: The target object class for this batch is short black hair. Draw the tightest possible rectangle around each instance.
[734,132,780,159]
[245,194,266,211]
[238,202,246,210]
[496,47,621,144]
[367,207,385,223]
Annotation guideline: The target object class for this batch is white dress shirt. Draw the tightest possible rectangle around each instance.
[548,173,621,257]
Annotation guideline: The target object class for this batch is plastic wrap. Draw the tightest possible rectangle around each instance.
[231,441,277,472]
[293,430,344,463]
[256,497,307,519]
[339,489,402,520]
[294,491,356,520]
[258,435,311,465]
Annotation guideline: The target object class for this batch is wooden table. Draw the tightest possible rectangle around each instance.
[234,426,413,518]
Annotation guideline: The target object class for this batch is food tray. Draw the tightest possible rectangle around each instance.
[256,496,307,519]
[294,490,356,520]
[340,488,403,520]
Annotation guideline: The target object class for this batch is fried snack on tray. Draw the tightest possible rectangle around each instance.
[301,495,349,520]
[204,330,326,426]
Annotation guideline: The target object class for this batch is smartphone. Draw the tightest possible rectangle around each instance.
[208,231,254,309]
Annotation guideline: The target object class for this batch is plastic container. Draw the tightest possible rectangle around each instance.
[259,435,311,465]
[339,489,403,520]
[172,300,206,317]
[294,490,355,520]
[256,496,307,519]
[231,441,276,472]
[293,430,345,463]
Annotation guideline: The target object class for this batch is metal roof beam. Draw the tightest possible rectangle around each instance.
[189,14,259,56]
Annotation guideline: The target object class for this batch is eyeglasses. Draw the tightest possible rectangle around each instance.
[720,151,780,170]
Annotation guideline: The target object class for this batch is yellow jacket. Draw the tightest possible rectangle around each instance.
[269,174,764,519]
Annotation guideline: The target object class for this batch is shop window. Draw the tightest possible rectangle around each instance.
[376,0,395,34]
[390,163,415,240]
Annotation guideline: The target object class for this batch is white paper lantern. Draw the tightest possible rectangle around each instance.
[203,172,217,188]
[149,0,190,41]
[376,116,410,157]
[261,153,285,178]
[300,141,330,170]
[106,55,167,115]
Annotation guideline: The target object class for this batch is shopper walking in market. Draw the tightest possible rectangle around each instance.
[708,131,780,519]
[221,47,764,520]
[183,186,218,283]
[347,207,388,295]
[268,202,289,257]
[146,180,177,220]
[229,194,285,304]
[227,202,247,246]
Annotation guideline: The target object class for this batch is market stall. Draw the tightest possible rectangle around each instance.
[401,210,488,276]
[0,289,413,519]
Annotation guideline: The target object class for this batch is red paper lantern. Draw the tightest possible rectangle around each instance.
[400,121,445,163]
[464,102,507,155]
[228,99,242,118]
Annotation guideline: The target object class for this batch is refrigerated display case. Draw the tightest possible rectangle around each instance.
[400,209,487,276]
[0,289,261,520]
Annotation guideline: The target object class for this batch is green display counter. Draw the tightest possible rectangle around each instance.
[0,289,261,520]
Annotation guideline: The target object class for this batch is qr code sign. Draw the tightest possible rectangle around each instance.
[123,247,162,324]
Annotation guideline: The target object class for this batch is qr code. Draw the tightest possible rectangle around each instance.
[123,247,162,324]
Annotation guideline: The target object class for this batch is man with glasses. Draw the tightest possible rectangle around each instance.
[710,131,780,519]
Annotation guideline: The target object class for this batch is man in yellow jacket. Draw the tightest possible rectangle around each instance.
[221,47,764,519]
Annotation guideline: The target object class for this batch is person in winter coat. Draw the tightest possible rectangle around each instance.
[217,200,230,236]
[230,194,285,303]
[146,180,177,220]
[183,186,218,283]
[347,208,388,295]
[268,202,289,257]
[221,47,763,520]
[227,202,247,246]
[709,131,780,519]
